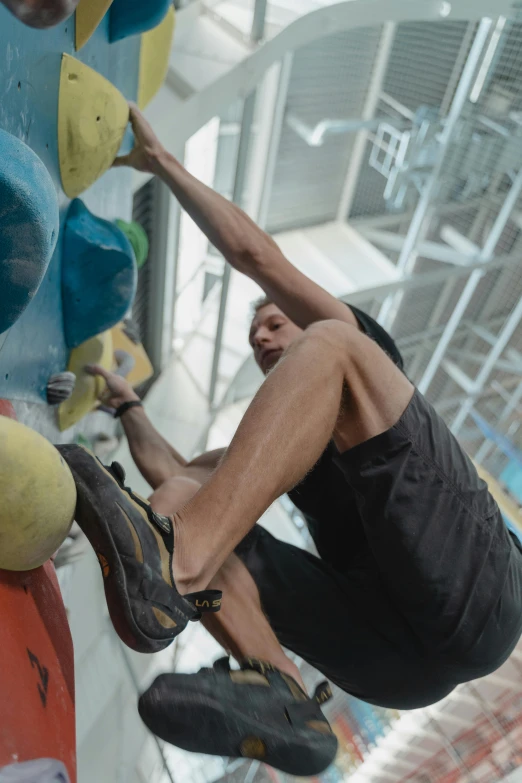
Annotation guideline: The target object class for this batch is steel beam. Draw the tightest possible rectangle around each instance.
[360,228,475,265]
[442,359,476,394]
[418,164,522,395]
[208,0,268,407]
[250,53,293,228]
[475,379,522,463]
[342,251,519,309]
[446,349,522,374]
[428,708,477,730]
[243,760,261,783]
[440,21,477,116]
[417,269,486,394]
[208,92,257,406]
[440,225,480,258]
[251,0,267,42]
[378,18,494,329]
[434,375,522,415]
[286,113,392,147]
[338,22,397,221]
[471,324,497,345]
[438,171,522,407]
[406,277,457,380]
[451,292,522,434]
[427,717,476,779]
[400,315,507,349]
[147,177,182,373]
[467,684,510,742]
[470,15,508,103]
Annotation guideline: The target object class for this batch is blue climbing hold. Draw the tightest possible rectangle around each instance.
[109,0,171,43]
[0,130,59,336]
[62,199,137,349]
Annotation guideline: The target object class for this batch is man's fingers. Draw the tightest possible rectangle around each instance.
[85,364,110,379]
[128,102,147,130]
[112,154,133,169]
[128,103,143,137]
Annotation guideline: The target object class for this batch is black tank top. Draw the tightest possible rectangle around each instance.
[287,305,404,571]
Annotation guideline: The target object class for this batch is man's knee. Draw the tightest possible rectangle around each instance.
[299,319,360,364]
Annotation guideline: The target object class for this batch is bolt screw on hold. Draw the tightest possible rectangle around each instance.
[439,1,451,16]
[47,371,76,405]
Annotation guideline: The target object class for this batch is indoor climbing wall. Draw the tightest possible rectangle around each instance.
[0,1,173,408]
[0,7,139,402]
[0,3,175,780]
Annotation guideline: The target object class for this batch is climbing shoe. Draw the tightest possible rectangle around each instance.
[56,445,221,653]
[138,658,338,776]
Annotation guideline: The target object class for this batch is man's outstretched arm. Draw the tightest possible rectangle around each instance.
[115,105,359,332]
[88,366,224,489]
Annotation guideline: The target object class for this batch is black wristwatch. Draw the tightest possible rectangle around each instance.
[114,400,143,418]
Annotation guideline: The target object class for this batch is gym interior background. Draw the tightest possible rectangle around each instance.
[2,0,522,781]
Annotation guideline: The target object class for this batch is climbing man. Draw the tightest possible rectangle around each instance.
[58,105,522,777]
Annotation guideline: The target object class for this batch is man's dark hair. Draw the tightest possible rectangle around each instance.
[251,295,274,317]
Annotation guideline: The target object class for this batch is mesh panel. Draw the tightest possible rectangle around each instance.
[266,25,383,232]
[383,20,472,112]
[348,20,472,220]
[345,18,522,467]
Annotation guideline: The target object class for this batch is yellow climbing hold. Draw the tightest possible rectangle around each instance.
[58,330,113,431]
[138,6,176,109]
[75,0,114,51]
[111,322,154,388]
[0,417,76,571]
[58,54,129,198]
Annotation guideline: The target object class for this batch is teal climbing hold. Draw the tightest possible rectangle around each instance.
[109,0,171,43]
[0,130,59,336]
[62,199,137,349]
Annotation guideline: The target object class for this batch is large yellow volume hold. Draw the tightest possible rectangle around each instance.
[58,54,129,198]
[58,330,113,431]
[138,6,176,109]
[76,0,114,51]
[0,418,76,571]
[111,322,154,387]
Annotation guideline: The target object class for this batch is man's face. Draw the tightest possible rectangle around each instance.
[249,304,303,374]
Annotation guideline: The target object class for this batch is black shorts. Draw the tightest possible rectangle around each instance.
[236,390,522,710]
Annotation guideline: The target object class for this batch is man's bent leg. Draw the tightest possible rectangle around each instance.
[203,555,305,688]
[153,474,455,711]
[150,475,305,690]
[172,320,414,593]
[142,475,339,775]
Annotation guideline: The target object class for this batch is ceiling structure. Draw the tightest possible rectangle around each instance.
[164,0,522,488]
[132,2,522,781]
